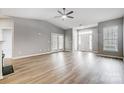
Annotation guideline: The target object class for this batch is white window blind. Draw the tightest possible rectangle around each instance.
[103,26,118,52]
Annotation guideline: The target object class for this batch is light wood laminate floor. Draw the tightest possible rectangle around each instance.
[0,52,123,84]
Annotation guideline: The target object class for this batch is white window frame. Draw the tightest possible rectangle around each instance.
[103,25,118,52]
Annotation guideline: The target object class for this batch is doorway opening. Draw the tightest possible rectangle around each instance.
[78,30,92,52]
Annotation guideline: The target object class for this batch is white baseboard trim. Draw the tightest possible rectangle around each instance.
[64,50,72,52]
[10,51,123,60]
[12,51,65,60]
[96,54,123,59]
[0,76,3,79]
[12,51,53,60]
[92,51,98,53]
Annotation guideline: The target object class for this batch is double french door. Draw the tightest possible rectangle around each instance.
[51,33,64,52]
[78,30,92,52]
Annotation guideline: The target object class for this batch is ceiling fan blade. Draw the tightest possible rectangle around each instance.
[66,11,73,15]
[57,10,63,15]
[67,16,74,19]
[54,16,61,18]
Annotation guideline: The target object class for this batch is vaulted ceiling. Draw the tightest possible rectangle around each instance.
[0,8,124,29]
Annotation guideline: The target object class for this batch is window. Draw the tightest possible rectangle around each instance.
[103,26,118,52]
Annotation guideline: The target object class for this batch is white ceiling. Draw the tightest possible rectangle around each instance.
[0,8,124,29]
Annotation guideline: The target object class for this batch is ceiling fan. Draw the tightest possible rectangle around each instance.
[55,8,74,20]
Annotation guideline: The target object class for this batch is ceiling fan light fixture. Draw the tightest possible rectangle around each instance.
[55,8,74,20]
[62,15,67,19]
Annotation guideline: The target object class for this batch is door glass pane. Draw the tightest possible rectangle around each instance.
[51,33,64,51]
[58,35,64,50]
[103,26,118,52]
[51,33,58,51]
[78,30,92,51]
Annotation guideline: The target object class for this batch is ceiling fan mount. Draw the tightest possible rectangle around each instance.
[55,8,74,20]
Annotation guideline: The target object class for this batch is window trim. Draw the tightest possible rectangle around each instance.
[103,25,118,52]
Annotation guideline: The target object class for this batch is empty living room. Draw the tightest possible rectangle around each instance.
[0,8,124,84]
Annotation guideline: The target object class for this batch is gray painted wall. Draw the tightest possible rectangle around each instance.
[65,29,72,51]
[98,17,123,57]
[12,17,65,57]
